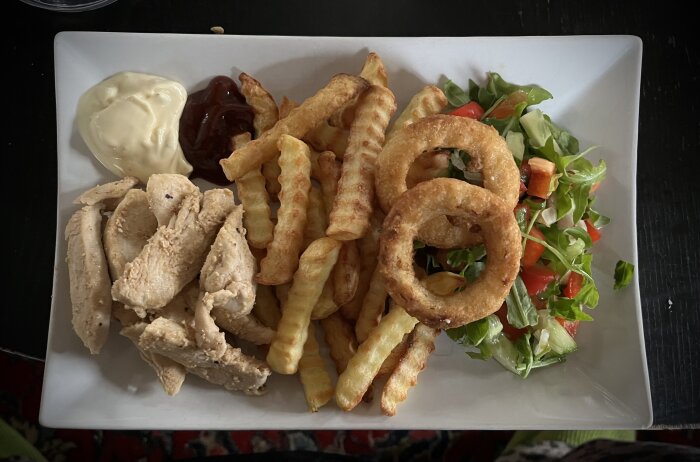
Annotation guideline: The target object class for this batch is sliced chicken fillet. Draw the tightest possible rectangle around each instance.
[194,206,258,355]
[212,307,275,345]
[74,176,139,211]
[193,292,227,359]
[146,173,199,226]
[65,204,112,354]
[120,323,187,396]
[139,317,270,395]
[112,188,235,314]
[103,189,158,280]
[199,206,257,316]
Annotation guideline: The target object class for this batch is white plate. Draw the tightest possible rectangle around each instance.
[41,32,651,429]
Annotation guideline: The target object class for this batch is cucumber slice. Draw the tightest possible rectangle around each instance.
[487,333,520,375]
[535,310,577,355]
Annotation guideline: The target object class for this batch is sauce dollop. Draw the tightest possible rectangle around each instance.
[179,76,255,185]
[76,71,192,183]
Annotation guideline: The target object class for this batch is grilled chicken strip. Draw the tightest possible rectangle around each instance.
[103,189,158,280]
[139,317,270,395]
[65,204,112,354]
[146,173,199,227]
[120,322,187,396]
[112,188,235,315]
[199,206,257,316]
[74,176,139,210]
[212,307,275,345]
[104,190,189,394]
[194,206,259,355]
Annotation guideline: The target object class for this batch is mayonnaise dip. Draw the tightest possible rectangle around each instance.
[77,71,192,183]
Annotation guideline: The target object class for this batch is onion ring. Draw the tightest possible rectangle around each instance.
[375,114,520,248]
[378,178,521,329]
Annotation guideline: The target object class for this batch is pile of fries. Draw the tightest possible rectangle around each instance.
[221,53,458,415]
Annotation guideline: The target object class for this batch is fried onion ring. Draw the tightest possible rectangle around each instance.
[378,178,521,329]
[375,114,520,248]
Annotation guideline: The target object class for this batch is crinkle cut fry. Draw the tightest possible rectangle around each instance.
[234,132,275,250]
[385,85,447,142]
[319,312,358,374]
[332,240,360,307]
[334,305,418,411]
[256,135,311,285]
[299,323,334,412]
[330,51,389,128]
[239,72,278,137]
[266,237,342,374]
[220,74,368,181]
[380,323,440,416]
[326,85,396,241]
[252,284,281,330]
[355,265,387,343]
[340,208,383,320]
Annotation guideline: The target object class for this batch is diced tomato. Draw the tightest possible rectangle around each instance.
[590,181,602,193]
[563,272,584,298]
[527,157,556,199]
[522,227,546,267]
[556,317,580,337]
[584,219,602,243]
[520,265,557,296]
[449,101,485,120]
[488,91,529,119]
[495,303,527,340]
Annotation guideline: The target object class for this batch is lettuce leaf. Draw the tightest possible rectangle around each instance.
[443,79,470,107]
[505,276,539,329]
[614,260,635,290]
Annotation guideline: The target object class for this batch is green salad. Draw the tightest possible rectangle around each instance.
[414,72,634,378]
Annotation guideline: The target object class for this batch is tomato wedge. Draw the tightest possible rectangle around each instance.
[522,227,546,267]
[449,101,485,120]
[488,90,528,119]
[563,272,584,298]
[556,317,580,337]
[584,219,602,243]
[520,264,557,296]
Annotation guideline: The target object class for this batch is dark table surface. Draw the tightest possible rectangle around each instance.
[5,0,699,427]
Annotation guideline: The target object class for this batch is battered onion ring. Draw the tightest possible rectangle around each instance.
[375,114,520,248]
[378,178,521,329]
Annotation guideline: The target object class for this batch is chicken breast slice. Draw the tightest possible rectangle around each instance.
[212,306,275,345]
[120,323,187,396]
[139,317,270,395]
[146,173,199,227]
[65,205,112,354]
[112,188,235,315]
[199,206,257,316]
[193,293,228,359]
[193,207,258,355]
[103,189,158,281]
[74,176,139,210]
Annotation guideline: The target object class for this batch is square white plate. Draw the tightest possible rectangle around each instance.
[42,32,651,429]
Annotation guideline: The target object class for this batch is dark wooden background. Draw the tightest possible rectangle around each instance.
[5,0,699,427]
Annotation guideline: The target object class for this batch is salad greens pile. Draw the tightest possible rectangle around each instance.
[415,72,635,378]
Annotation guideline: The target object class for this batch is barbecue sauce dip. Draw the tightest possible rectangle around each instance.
[179,76,254,185]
